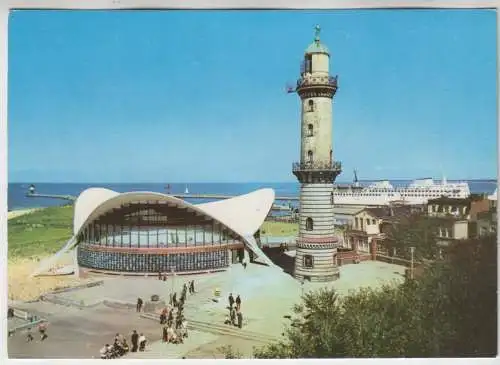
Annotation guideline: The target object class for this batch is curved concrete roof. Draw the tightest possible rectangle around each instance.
[73,187,275,239]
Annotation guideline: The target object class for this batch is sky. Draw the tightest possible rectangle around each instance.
[7,9,498,183]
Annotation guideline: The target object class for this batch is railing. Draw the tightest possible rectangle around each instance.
[297,75,338,88]
[292,161,342,172]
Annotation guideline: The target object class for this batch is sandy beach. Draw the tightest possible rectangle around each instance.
[8,255,93,302]
[8,208,40,220]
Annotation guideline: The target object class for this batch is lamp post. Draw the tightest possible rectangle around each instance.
[410,246,415,279]
[171,266,176,297]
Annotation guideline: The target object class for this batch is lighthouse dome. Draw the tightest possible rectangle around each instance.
[305,41,329,55]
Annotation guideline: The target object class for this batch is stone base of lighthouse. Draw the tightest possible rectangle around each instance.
[294,241,340,282]
[293,183,340,282]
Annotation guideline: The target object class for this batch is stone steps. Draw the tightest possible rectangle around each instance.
[139,313,279,344]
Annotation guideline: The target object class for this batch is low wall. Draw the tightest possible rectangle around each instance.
[45,280,104,296]
[376,254,416,268]
[337,250,371,266]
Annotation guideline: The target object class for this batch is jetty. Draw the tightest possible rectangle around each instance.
[25,192,76,202]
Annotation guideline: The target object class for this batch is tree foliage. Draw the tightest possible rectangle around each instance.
[382,213,442,261]
[250,234,497,358]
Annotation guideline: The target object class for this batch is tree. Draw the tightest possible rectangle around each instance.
[382,213,441,261]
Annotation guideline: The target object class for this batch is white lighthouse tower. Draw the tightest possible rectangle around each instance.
[289,25,341,282]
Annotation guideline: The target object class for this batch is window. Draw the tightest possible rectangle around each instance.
[307,150,313,163]
[305,55,312,73]
[372,219,376,225]
[307,123,314,136]
[355,217,359,229]
[304,254,314,268]
[308,99,315,112]
[366,219,370,225]
[306,217,314,231]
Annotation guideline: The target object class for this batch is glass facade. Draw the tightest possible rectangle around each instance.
[76,201,241,273]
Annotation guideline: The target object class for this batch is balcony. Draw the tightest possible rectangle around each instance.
[292,161,342,173]
[297,75,338,89]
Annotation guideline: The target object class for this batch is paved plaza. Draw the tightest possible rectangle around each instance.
[8,260,405,359]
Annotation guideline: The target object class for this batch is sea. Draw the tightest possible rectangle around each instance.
[7,180,498,211]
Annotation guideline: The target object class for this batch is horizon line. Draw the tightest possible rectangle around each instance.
[8,178,498,184]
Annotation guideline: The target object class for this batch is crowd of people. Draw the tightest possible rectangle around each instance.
[100,330,146,359]
[159,280,195,344]
[224,293,244,328]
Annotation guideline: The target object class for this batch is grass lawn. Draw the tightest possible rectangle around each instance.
[8,205,74,259]
[260,221,298,237]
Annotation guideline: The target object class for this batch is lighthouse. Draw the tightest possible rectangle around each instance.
[289,26,342,282]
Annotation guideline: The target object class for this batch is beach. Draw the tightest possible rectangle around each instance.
[8,208,40,220]
[8,206,93,301]
[7,255,94,302]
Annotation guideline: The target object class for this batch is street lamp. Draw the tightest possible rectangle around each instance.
[171,266,176,297]
[410,246,415,279]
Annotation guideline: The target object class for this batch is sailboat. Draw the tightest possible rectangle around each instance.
[184,185,189,194]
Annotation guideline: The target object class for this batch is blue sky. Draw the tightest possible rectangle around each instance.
[8,9,497,183]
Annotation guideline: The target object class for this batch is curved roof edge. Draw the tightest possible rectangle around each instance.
[73,188,275,239]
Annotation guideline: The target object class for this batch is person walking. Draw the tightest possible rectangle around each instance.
[38,322,48,341]
[235,295,241,311]
[136,297,143,312]
[26,328,34,342]
[131,330,139,352]
[237,310,243,329]
[138,333,147,351]
[228,293,234,309]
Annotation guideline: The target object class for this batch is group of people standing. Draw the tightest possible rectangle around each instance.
[160,281,195,344]
[100,330,146,359]
[224,293,244,329]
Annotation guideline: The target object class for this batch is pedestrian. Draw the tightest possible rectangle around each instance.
[136,297,143,312]
[26,328,34,342]
[138,333,146,351]
[158,271,162,280]
[162,326,168,342]
[131,330,139,352]
[163,275,167,282]
[38,322,48,341]
[230,307,236,326]
[190,280,195,294]
[242,259,247,269]
[173,292,177,307]
[160,312,166,325]
[235,294,241,311]
[228,293,234,309]
[168,308,174,326]
[237,310,243,329]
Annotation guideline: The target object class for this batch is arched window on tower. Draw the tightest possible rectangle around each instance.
[307,150,313,164]
[306,217,313,231]
[304,254,314,268]
[305,54,312,73]
[308,99,315,112]
[307,124,314,137]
